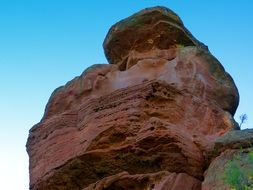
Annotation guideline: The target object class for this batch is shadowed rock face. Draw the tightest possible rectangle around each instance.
[103,6,208,70]
[84,171,201,190]
[27,6,244,190]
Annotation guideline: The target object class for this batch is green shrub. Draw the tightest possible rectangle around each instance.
[223,150,253,190]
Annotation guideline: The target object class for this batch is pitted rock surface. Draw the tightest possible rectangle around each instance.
[26,6,245,190]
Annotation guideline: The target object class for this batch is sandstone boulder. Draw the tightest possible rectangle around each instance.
[215,129,253,152]
[103,6,208,70]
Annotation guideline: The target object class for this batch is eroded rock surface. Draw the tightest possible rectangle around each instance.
[27,6,244,190]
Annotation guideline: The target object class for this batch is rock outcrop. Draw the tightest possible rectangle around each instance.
[202,130,253,190]
[26,6,252,190]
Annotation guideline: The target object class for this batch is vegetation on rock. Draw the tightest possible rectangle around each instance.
[223,149,253,190]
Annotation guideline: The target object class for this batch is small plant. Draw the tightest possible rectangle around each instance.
[239,114,247,128]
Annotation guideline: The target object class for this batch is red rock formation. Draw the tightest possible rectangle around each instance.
[27,6,241,190]
[84,171,201,190]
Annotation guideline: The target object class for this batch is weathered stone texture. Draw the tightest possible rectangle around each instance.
[26,6,247,190]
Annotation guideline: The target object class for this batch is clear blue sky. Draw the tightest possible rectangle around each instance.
[0,1,252,189]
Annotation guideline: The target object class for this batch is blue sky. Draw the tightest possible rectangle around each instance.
[0,1,252,189]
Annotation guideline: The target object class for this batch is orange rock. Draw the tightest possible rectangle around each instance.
[27,6,240,190]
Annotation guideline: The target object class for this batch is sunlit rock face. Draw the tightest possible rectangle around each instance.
[27,6,242,190]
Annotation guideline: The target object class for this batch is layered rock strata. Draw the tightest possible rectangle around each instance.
[26,6,246,190]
